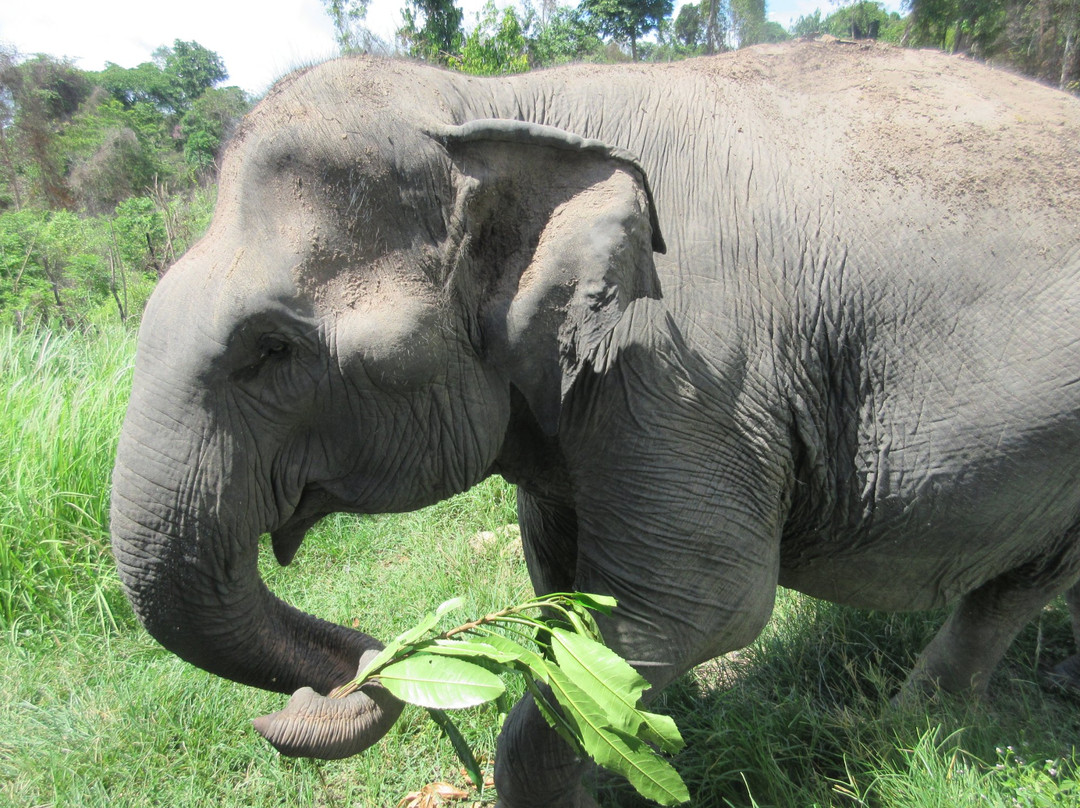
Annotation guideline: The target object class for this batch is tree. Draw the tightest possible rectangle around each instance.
[0,54,93,209]
[729,0,767,46]
[702,0,728,51]
[454,2,530,74]
[790,8,825,35]
[524,4,606,65]
[97,61,172,110]
[674,2,707,47]
[322,0,370,52]
[399,0,465,64]
[670,0,729,52]
[153,40,228,114]
[1005,0,1080,88]
[759,19,790,40]
[96,41,227,117]
[792,1,904,40]
[179,86,250,178]
[581,0,676,60]
[0,47,22,210]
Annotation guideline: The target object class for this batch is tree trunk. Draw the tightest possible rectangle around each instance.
[705,0,720,54]
[0,124,21,210]
[1062,29,1080,90]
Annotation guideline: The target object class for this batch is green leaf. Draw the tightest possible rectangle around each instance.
[569,592,617,614]
[522,676,587,757]
[435,597,466,618]
[549,629,684,754]
[545,663,689,806]
[476,631,552,684]
[376,654,505,709]
[564,606,603,643]
[423,638,524,664]
[549,628,650,737]
[636,710,685,755]
[427,708,484,790]
[356,599,465,681]
[594,726,689,806]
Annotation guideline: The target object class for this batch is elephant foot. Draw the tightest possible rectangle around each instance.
[495,791,599,808]
[1043,653,1080,696]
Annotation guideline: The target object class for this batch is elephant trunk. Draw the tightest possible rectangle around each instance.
[110,408,403,758]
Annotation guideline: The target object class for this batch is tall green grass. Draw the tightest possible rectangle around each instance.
[1,326,1078,807]
[0,326,135,632]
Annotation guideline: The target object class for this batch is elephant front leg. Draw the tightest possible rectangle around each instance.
[495,478,785,806]
[494,690,599,808]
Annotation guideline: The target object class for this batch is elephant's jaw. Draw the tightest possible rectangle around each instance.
[270,511,324,566]
[269,483,349,566]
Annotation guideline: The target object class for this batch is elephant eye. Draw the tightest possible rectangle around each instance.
[258,335,291,360]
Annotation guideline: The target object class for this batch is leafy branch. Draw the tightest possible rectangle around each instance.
[331,593,689,806]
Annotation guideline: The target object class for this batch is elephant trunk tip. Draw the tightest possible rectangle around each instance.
[253,683,404,760]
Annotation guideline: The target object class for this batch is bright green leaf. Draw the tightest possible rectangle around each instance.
[549,629,684,753]
[424,637,525,664]
[549,628,650,736]
[435,597,465,618]
[570,593,617,614]
[377,654,505,709]
[546,664,688,806]
[476,631,552,684]
[356,600,463,681]
[637,710,685,755]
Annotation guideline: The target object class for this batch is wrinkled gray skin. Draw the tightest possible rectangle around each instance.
[111,42,1080,806]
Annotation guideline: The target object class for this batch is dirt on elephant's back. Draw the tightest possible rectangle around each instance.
[688,39,1080,228]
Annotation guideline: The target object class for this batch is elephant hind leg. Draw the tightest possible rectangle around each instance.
[901,547,1080,698]
[1046,580,1080,692]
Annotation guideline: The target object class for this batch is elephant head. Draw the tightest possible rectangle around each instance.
[110,63,663,758]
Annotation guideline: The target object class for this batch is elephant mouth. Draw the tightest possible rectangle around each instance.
[270,485,335,566]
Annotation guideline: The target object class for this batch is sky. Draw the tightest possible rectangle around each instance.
[0,0,881,98]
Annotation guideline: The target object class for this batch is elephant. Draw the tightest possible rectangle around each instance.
[110,40,1080,807]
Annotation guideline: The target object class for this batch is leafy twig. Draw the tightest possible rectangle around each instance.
[333,593,689,806]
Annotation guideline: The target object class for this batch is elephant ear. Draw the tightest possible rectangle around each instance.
[431,120,666,435]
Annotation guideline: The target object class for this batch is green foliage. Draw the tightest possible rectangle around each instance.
[453,1,530,75]
[399,0,465,64]
[647,0,728,60]
[96,61,174,110]
[789,1,916,44]
[2,40,244,218]
[94,40,228,118]
[2,444,1078,806]
[332,593,689,805]
[179,86,250,176]
[0,326,134,629]
[321,0,381,53]
[0,53,94,209]
[581,0,676,59]
[152,40,229,114]
[0,186,212,329]
[729,0,768,46]
[1004,0,1080,88]
[903,0,1008,55]
[63,97,176,212]
[674,2,707,48]
[898,0,1079,88]
[524,3,607,66]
